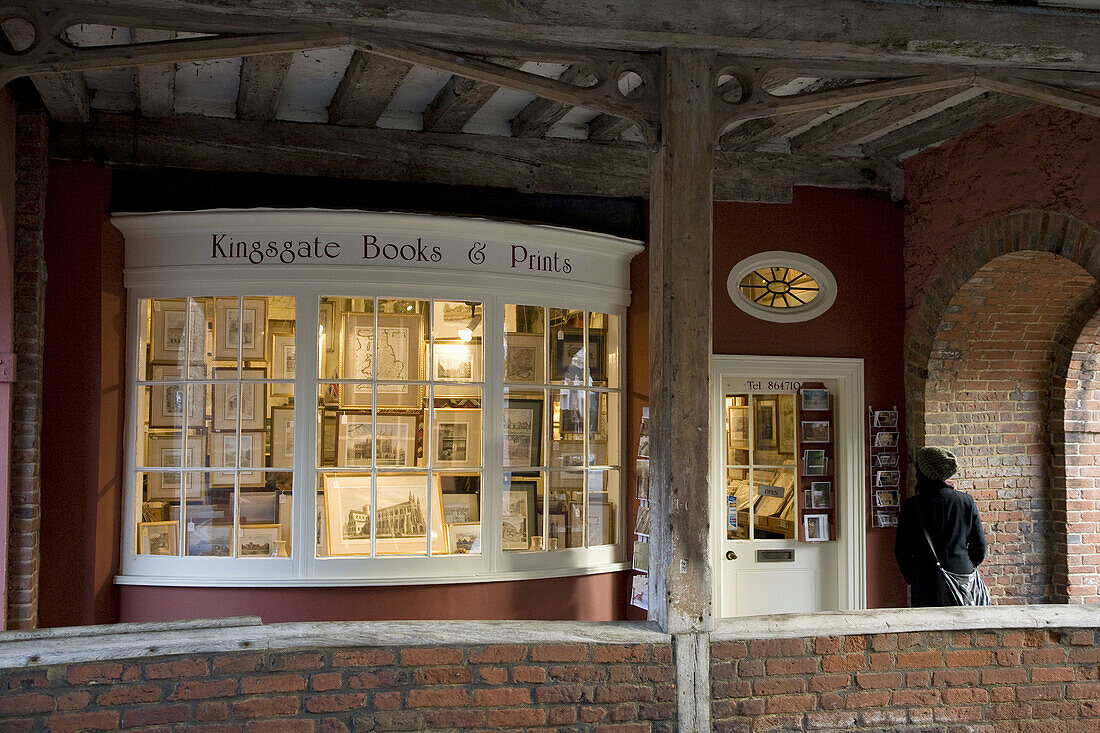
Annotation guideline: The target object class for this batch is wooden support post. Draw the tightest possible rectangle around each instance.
[648,47,715,637]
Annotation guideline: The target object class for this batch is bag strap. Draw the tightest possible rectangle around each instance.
[911,501,943,567]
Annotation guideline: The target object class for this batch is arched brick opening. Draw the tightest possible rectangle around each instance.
[1050,285,1100,604]
[906,210,1100,604]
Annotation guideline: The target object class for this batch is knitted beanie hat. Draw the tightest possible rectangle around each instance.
[916,446,958,482]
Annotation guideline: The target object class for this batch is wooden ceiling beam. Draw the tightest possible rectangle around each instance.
[862,92,1034,159]
[48,111,903,202]
[975,74,1100,118]
[236,52,294,121]
[422,59,522,134]
[132,29,175,118]
[788,87,965,154]
[51,1,1100,72]
[328,49,411,127]
[587,114,634,142]
[718,112,821,152]
[511,65,598,138]
[1,17,89,122]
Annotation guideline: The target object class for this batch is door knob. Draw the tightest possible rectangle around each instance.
[725,550,737,560]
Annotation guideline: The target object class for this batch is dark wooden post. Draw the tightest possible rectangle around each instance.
[648,48,715,636]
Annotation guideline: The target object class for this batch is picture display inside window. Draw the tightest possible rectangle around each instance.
[135,296,294,559]
[118,209,640,585]
[724,392,797,540]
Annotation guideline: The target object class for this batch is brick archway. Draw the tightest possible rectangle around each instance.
[905,210,1100,604]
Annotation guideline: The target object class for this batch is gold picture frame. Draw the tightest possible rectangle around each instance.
[323,473,445,556]
[214,297,267,361]
[138,520,179,556]
[210,430,266,487]
[212,367,267,431]
[340,312,424,408]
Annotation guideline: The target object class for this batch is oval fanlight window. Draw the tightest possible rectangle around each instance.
[727,252,837,323]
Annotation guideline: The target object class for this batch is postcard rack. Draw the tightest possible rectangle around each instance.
[797,384,836,543]
[629,407,650,611]
[868,406,901,527]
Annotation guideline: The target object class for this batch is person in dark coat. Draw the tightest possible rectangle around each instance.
[893,446,987,607]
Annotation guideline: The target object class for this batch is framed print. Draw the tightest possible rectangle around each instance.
[632,540,649,572]
[433,340,480,382]
[148,364,205,429]
[187,522,233,557]
[873,410,898,428]
[433,301,481,341]
[212,368,266,431]
[874,511,898,527]
[587,501,615,546]
[271,407,294,468]
[778,395,795,455]
[270,333,296,395]
[340,312,424,408]
[337,413,417,467]
[504,333,545,384]
[801,420,831,443]
[215,297,267,361]
[503,398,544,468]
[323,474,372,555]
[503,477,538,551]
[875,489,900,508]
[811,482,832,509]
[239,491,277,525]
[138,521,179,556]
[636,458,650,501]
[319,299,336,352]
[874,431,899,448]
[877,452,898,468]
[239,524,282,557]
[442,492,479,524]
[754,399,777,451]
[210,431,265,487]
[323,473,445,556]
[801,389,830,412]
[145,434,206,500]
[637,433,649,458]
[802,449,827,476]
[876,470,900,488]
[150,299,205,364]
[447,522,481,554]
[804,514,829,541]
[433,409,480,467]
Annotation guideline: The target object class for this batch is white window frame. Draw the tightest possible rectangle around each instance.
[115,210,641,587]
[726,251,837,323]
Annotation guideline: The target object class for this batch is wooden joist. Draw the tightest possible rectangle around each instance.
[587,114,634,141]
[862,92,1034,159]
[422,60,523,134]
[48,112,903,202]
[236,53,294,120]
[328,50,412,127]
[718,112,820,152]
[132,29,176,118]
[788,87,966,154]
[511,64,599,138]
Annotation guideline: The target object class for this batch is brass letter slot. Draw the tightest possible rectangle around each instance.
[756,549,795,562]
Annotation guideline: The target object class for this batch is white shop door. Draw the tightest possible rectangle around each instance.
[711,356,866,618]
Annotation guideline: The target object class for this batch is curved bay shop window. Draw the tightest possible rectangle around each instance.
[116,210,641,586]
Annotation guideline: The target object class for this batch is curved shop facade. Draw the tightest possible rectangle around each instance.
[108,209,642,621]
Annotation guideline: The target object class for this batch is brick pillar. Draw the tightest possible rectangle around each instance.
[7,107,48,630]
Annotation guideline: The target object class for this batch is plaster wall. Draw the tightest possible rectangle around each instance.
[903,107,1100,334]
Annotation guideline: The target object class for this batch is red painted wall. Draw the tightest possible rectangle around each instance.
[0,89,16,629]
[628,187,909,610]
[903,107,1100,335]
[40,161,124,627]
[121,573,629,623]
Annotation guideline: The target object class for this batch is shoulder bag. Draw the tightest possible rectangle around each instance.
[913,503,991,607]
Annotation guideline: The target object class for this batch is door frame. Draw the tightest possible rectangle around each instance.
[710,355,867,615]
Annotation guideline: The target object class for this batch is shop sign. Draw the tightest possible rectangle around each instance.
[117,211,643,290]
[741,379,803,392]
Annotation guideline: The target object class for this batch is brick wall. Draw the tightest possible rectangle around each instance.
[712,627,1100,732]
[1051,301,1100,604]
[0,642,676,731]
[905,210,1100,605]
[7,107,48,631]
[923,251,1095,603]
